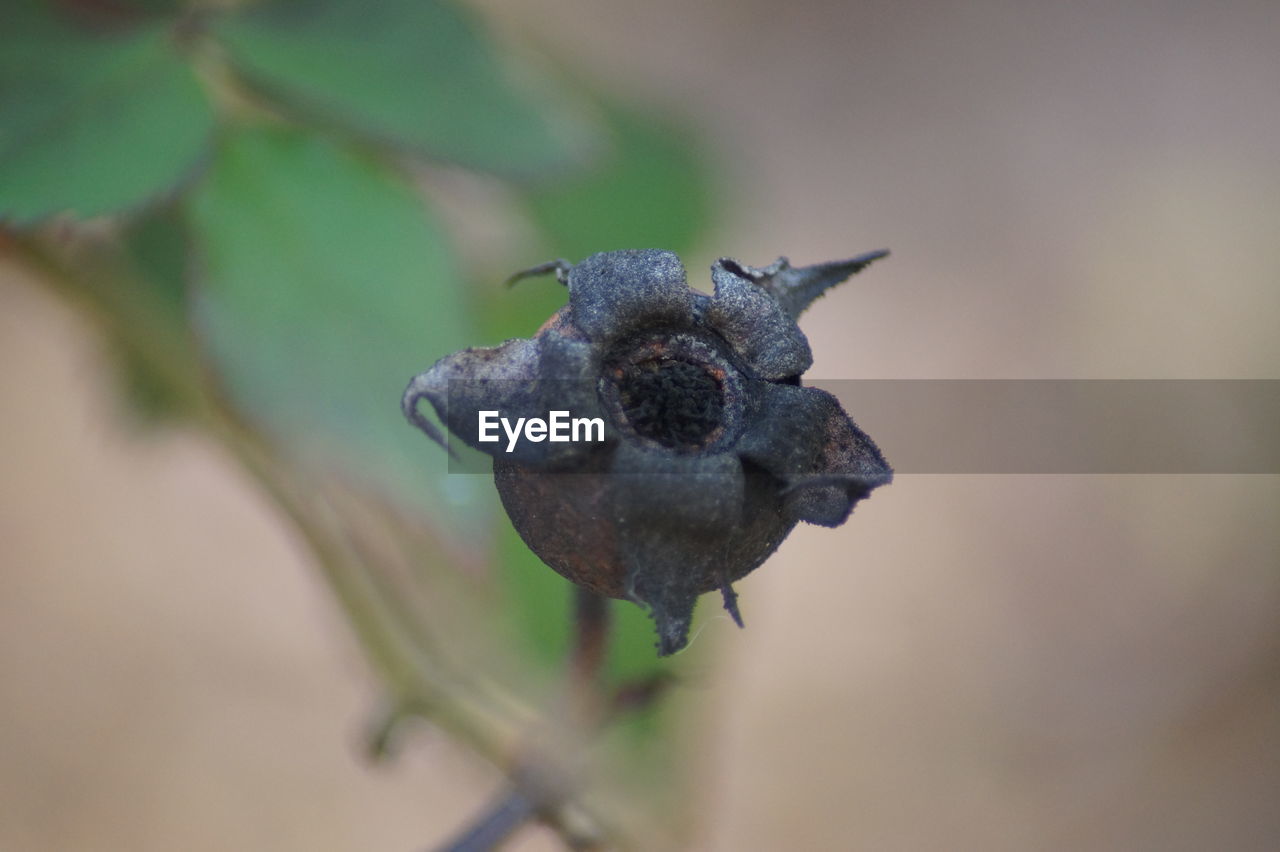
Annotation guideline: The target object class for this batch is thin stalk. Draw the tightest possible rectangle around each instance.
[437,588,614,851]
[434,788,537,852]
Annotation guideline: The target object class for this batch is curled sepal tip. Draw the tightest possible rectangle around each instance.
[401,371,457,459]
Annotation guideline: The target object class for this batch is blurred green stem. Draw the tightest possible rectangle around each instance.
[6,231,526,761]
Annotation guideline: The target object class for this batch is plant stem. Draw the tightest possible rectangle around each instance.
[437,588,614,851]
[435,787,538,852]
[569,588,611,717]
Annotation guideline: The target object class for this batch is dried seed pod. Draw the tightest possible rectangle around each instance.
[404,249,891,655]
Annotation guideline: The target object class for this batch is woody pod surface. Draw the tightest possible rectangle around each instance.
[403,249,891,655]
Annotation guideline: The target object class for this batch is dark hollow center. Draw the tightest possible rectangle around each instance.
[615,358,724,450]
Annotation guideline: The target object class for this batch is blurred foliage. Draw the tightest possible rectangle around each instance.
[212,0,597,176]
[189,122,472,511]
[0,6,213,222]
[523,100,712,263]
[0,0,716,845]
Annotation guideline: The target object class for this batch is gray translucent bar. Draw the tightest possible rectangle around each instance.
[814,380,1279,474]
[435,380,1279,474]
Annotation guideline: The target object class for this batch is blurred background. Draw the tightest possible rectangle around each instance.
[2,0,1278,849]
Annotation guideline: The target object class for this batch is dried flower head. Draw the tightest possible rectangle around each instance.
[403,249,891,655]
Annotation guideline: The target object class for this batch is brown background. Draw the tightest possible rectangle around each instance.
[3,0,1278,848]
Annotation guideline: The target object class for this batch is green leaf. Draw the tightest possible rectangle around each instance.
[212,0,597,177]
[521,101,714,264]
[0,8,214,224]
[188,123,481,517]
[120,0,186,15]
